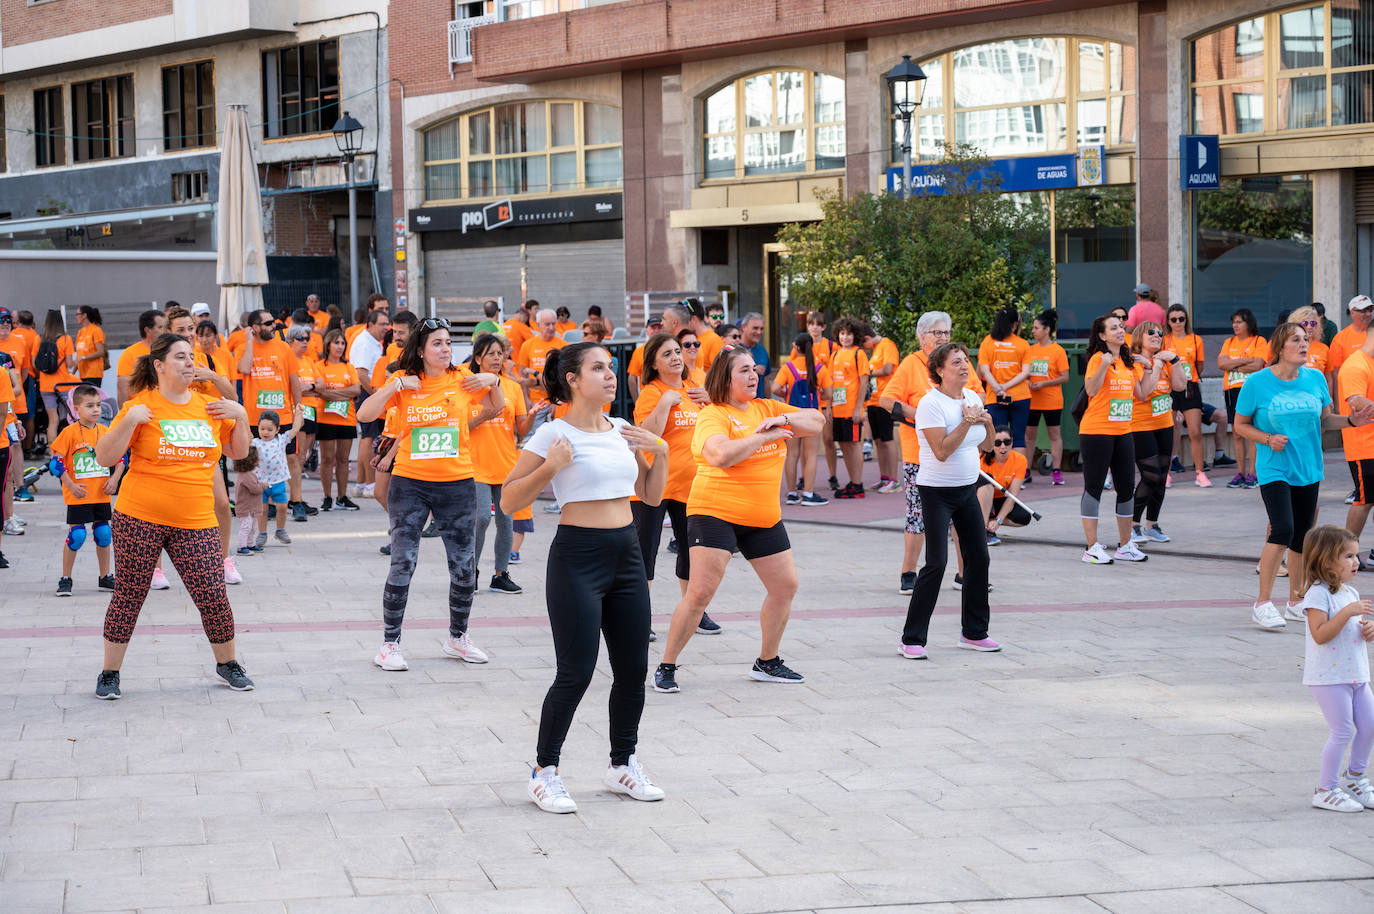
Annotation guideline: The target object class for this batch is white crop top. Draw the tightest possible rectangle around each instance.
[523,416,638,505]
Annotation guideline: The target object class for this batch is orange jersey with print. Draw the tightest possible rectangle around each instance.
[51,421,114,507]
[1079,352,1143,436]
[115,341,150,386]
[635,379,704,503]
[628,344,645,380]
[827,346,869,419]
[1132,361,1175,431]
[112,390,235,528]
[0,335,32,391]
[241,338,300,425]
[75,324,106,377]
[1163,333,1204,384]
[688,398,798,527]
[464,369,527,485]
[1339,350,1374,460]
[297,357,323,422]
[1026,342,1069,410]
[977,335,1032,402]
[1220,336,1269,391]
[517,336,567,403]
[810,337,834,365]
[697,328,724,371]
[309,310,331,333]
[315,359,357,426]
[1307,340,1330,373]
[1329,325,1366,374]
[983,449,1028,492]
[502,318,533,356]
[866,337,900,406]
[880,352,929,460]
[37,336,79,392]
[384,369,481,482]
[0,368,14,450]
[14,326,39,365]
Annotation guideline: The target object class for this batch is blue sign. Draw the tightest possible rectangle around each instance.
[886,154,1081,196]
[1180,135,1220,190]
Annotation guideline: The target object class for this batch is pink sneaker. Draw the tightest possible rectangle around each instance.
[958,636,1002,652]
[898,643,928,660]
[1051,470,1064,486]
[150,568,171,591]
[1194,470,1212,488]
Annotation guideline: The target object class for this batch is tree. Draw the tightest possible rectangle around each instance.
[776,145,1051,352]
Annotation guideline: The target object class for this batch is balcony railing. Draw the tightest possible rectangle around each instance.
[449,14,496,67]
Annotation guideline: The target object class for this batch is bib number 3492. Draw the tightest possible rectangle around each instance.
[410,426,459,460]
[1108,398,1133,422]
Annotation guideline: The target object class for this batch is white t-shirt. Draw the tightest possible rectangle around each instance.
[915,387,987,487]
[523,416,638,506]
[348,331,384,384]
[1301,583,1371,686]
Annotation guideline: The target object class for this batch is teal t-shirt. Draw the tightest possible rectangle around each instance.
[1234,366,1331,487]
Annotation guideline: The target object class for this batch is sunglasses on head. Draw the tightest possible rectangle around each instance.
[420,317,451,331]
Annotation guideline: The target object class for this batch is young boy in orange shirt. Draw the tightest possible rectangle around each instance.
[49,385,124,596]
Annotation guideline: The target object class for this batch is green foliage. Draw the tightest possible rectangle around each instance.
[776,145,1050,352]
[1196,179,1313,242]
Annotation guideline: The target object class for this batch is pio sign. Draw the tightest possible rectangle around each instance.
[1179,135,1220,190]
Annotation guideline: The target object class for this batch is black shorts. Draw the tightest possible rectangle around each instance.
[250,426,297,455]
[687,514,791,560]
[832,416,859,443]
[1027,407,1061,428]
[865,405,894,442]
[315,422,357,441]
[1351,459,1374,506]
[1223,387,1242,421]
[67,502,113,526]
[359,418,384,438]
[300,417,318,437]
[1171,380,1204,414]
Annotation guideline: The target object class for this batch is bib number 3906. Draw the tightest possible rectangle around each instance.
[1108,398,1133,422]
[159,419,216,447]
[410,426,459,460]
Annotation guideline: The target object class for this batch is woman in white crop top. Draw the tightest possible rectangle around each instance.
[502,343,668,815]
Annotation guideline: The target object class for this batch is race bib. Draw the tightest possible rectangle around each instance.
[832,386,848,405]
[323,399,350,419]
[1226,369,1247,387]
[71,448,109,479]
[256,389,286,409]
[410,426,460,460]
[1150,393,1172,418]
[1030,359,1049,377]
[1108,398,1133,422]
[1180,361,1193,380]
[159,419,216,448]
[302,405,317,421]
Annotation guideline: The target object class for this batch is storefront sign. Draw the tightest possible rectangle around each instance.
[886,154,1083,196]
[1179,135,1220,190]
[409,194,622,234]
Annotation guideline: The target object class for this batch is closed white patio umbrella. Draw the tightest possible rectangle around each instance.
[217,105,269,332]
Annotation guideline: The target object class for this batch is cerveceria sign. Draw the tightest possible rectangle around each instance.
[409,194,622,234]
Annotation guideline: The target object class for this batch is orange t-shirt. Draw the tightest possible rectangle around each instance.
[315,359,357,426]
[866,337,900,407]
[687,366,706,389]
[344,324,365,348]
[810,337,834,365]
[1026,341,1069,410]
[384,369,482,482]
[309,309,331,333]
[297,357,323,422]
[37,336,79,393]
[370,345,402,391]
[1330,325,1366,374]
[112,390,235,528]
[0,369,13,450]
[555,320,577,337]
[1132,361,1175,431]
[502,318,533,356]
[827,346,870,419]
[1307,340,1330,373]
[15,326,39,362]
[687,398,798,527]
[51,421,113,507]
[1163,333,1204,384]
[189,347,229,399]
[240,337,300,425]
[697,328,724,372]
[75,324,106,378]
[629,344,646,380]
[880,352,929,461]
[0,335,32,415]
[977,335,1032,402]
[1339,350,1374,460]
[635,379,704,503]
[1079,352,1143,436]
[983,449,1028,492]
[1220,335,1269,390]
[517,335,567,403]
[466,371,527,485]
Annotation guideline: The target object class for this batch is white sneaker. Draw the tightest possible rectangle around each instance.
[12,516,26,527]
[1082,543,1114,565]
[223,557,242,586]
[3,518,23,536]
[361,483,375,498]
[150,568,171,590]
[1344,773,1374,808]
[528,766,577,813]
[374,641,408,671]
[603,754,665,802]
[1251,601,1286,632]
[1283,601,1309,623]
[1113,542,1148,562]
[442,632,488,664]
[1312,786,1364,812]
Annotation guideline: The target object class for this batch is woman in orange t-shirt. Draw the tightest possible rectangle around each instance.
[829,317,871,499]
[771,333,831,506]
[805,310,840,490]
[1079,314,1162,566]
[1218,308,1269,487]
[655,345,824,692]
[74,306,108,386]
[36,309,80,446]
[313,329,362,511]
[1163,304,1219,488]
[1026,309,1070,485]
[286,327,321,507]
[356,318,503,672]
[94,334,253,699]
[465,332,530,594]
[1128,321,1188,544]
[976,307,1033,454]
[978,428,1032,536]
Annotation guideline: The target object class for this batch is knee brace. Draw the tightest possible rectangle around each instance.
[92,521,112,548]
[66,525,87,552]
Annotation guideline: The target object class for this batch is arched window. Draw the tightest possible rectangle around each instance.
[1191,1,1374,136]
[421,99,622,203]
[701,70,846,180]
[893,37,1136,162]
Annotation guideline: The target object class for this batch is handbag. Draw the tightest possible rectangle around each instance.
[1070,386,1089,424]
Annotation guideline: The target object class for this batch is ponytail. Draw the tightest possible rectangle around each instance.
[794,333,817,390]
[542,342,603,406]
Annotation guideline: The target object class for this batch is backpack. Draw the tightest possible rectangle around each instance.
[34,339,60,375]
[786,362,817,409]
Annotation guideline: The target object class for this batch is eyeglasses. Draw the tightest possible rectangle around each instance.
[1144,328,1163,337]
[926,329,952,339]
[682,341,701,348]
[1299,320,1320,328]
[1168,316,1188,323]
[993,439,1013,446]
[420,318,451,331]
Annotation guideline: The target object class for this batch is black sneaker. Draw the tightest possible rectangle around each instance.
[379,544,391,556]
[696,613,722,635]
[320,496,334,512]
[303,502,319,516]
[97,574,116,591]
[215,660,255,691]
[95,669,121,700]
[800,492,829,506]
[785,491,801,506]
[1169,456,1185,474]
[0,552,9,569]
[667,538,678,554]
[899,571,916,595]
[421,521,439,538]
[336,496,361,511]
[489,571,522,594]
[828,475,841,493]
[749,656,804,683]
[653,663,679,693]
[952,574,994,593]
[649,629,657,642]
[291,501,307,523]
[1213,453,1237,467]
[56,577,73,597]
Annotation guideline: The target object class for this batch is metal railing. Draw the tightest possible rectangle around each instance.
[448,14,496,66]
[623,290,733,337]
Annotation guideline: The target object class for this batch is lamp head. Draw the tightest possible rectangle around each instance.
[885,55,927,118]
[331,111,364,156]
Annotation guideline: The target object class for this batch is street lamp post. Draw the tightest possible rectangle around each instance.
[885,55,927,199]
[331,111,365,317]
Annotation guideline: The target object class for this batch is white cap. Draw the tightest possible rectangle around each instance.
[190,302,212,316]
[1350,295,1374,312]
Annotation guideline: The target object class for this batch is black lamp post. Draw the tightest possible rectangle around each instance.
[885,55,927,199]
[332,111,365,316]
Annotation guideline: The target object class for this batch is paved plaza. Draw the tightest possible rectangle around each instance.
[3,460,1374,913]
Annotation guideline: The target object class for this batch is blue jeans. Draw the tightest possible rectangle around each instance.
[988,398,1031,448]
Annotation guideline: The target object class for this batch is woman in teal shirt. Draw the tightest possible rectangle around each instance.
[1235,322,1373,632]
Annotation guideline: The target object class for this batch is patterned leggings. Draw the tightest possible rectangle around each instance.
[103,511,235,644]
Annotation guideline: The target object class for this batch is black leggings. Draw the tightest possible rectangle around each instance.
[1132,427,1174,523]
[1260,481,1320,551]
[1080,433,1136,520]
[902,483,991,647]
[537,524,651,769]
[630,497,690,582]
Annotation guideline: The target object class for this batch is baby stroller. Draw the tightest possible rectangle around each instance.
[53,381,116,428]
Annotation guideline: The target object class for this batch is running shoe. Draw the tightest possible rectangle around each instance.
[1344,773,1374,808]
[3,518,24,536]
[1244,474,1260,489]
[667,538,678,554]
[255,532,267,550]
[336,496,361,511]
[1170,456,1185,474]
[1113,542,1148,562]
[97,574,115,591]
[543,502,562,514]
[986,532,1001,546]
[749,656,804,683]
[55,577,73,597]
[653,663,679,693]
[1226,473,1245,488]
[374,641,408,671]
[1082,543,1114,565]
[1195,471,1212,488]
[509,551,521,564]
[303,502,319,516]
[1283,601,1308,623]
[1051,470,1064,486]
[1252,601,1286,631]
[785,491,802,506]
[421,521,440,538]
[361,484,375,499]
[1313,786,1363,812]
[898,643,927,660]
[223,557,242,585]
[489,571,522,594]
[828,475,840,493]
[604,754,665,802]
[150,568,171,590]
[380,544,391,556]
[0,552,8,569]
[800,492,829,506]
[291,501,307,523]
[958,636,1002,652]
[649,630,656,642]
[1164,474,1172,489]
[1022,472,1033,486]
[836,482,865,499]
[11,517,25,527]
[94,670,121,700]
[528,766,577,814]
[1130,524,1148,543]
[1348,490,1359,505]
[899,571,916,595]
[1103,472,1113,490]
[274,529,292,545]
[878,479,902,494]
[237,547,255,557]
[1141,525,1170,543]
[14,488,33,503]
[952,574,994,592]
[320,496,334,512]
[216,660,255,691]
[863,440,874,461]
[696,613,722,635]
[1213,452,1238,467]
[442,632,489,663]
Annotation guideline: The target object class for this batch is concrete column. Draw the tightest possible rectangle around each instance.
[844,38,870,196]
[1136,0,1170,291]
[1313,169,1356,311]
[622,66,687,295]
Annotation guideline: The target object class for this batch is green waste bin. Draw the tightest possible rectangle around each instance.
[1033,340,1088,472]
